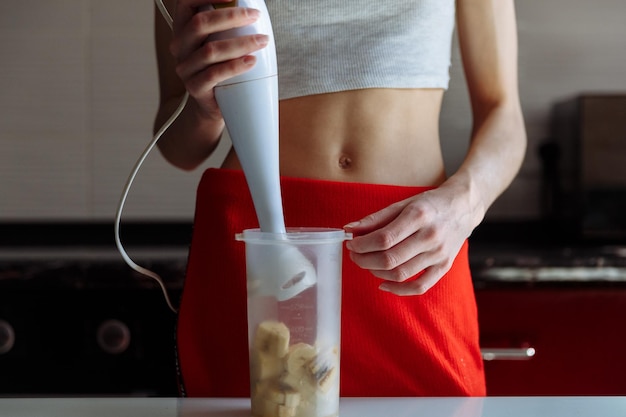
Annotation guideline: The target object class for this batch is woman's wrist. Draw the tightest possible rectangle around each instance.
[439,173,486,233]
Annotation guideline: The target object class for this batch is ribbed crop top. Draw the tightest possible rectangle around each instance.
[266,0,456,100]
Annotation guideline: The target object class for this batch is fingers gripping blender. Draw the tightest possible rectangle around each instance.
[205,0,316,301]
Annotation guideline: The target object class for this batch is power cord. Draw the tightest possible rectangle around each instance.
[114,0,190,314]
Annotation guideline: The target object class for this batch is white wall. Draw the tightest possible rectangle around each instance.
[440,0,626,219]
[1,1,625,221]
[0,0,221,221]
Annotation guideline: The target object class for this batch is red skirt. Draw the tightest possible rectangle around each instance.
[176,168,485,397]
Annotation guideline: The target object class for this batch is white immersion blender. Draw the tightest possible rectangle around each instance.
[204,0,316,301]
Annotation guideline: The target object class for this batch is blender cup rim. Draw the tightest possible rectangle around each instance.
[235,227,352,244]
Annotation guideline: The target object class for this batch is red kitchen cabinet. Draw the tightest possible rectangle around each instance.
[475,286,626,396]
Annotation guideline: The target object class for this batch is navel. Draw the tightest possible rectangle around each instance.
[338,154,353,170]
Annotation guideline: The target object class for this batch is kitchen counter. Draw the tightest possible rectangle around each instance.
[0,397,625,417]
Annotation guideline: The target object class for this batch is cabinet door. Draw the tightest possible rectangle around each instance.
[476,287,626,395]
[0,288,179,396]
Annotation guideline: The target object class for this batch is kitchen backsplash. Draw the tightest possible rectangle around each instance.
[0,0,625,221]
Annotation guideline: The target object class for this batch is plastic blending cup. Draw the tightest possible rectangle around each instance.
[236,228,352,417]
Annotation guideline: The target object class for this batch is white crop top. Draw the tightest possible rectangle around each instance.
[266,0,456,100]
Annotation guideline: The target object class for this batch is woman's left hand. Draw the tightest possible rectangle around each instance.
[343,185,480,296]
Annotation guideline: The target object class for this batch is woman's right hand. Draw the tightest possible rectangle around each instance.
[169,1,269,118]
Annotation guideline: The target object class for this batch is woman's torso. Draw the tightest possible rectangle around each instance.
[221,88,448,187]
[221,0,454,185]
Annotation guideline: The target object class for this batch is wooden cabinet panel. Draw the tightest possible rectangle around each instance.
[476,287,626,396]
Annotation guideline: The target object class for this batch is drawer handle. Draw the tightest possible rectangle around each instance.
[481,347,536,361]
[0,320,15,355]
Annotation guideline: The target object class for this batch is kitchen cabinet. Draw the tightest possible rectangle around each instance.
[475,285,626,395]
[0,243,186,396]
[0,285,180,396]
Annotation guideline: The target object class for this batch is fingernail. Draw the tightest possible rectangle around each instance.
[242,55,255,65]
[379,284,392,293]
[254,34,269,46]
[343,221,360,229]
[246,8,261,19]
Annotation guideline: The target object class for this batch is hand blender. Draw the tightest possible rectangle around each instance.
[204,0,316,301]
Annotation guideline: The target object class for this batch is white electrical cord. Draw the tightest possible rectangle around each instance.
[114,0,190,314]
[154,0,174,26]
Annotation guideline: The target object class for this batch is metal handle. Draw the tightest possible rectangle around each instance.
[0,320,15,355]
[481,347,536,361]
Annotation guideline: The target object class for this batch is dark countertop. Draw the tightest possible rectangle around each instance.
[1,221,626,289]
[2,218,616,246]
[0,221,194,248]
[468,221,626,287]
[0,222,191,291]
[0,219,591,248]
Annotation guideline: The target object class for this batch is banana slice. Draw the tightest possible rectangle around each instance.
[254,382,300,417]
[264,381,301,407]
[250,349,284,381]
[277,404,297,417]
[306,348,339,393]
[285,342,317,377]
[315,365,337,393]
[281,385,301,408]
[258,400,297,417]
[254,320,290,358]
[280,372,315,400]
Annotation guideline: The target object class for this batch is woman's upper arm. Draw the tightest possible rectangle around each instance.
[456,0,521,117]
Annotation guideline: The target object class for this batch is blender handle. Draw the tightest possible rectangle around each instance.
[203,0,285,233]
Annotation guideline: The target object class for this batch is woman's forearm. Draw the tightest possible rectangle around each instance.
[154,94,226,171]
[441,100,527,230]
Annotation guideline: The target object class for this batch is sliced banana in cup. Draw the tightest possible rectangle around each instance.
[254,320,290,358]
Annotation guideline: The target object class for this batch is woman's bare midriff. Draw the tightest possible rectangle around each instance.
[221,88,448,187]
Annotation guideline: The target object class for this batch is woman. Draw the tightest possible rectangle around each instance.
[154,0,526,397]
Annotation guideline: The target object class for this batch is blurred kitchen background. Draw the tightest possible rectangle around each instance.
[1,0,625,397]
